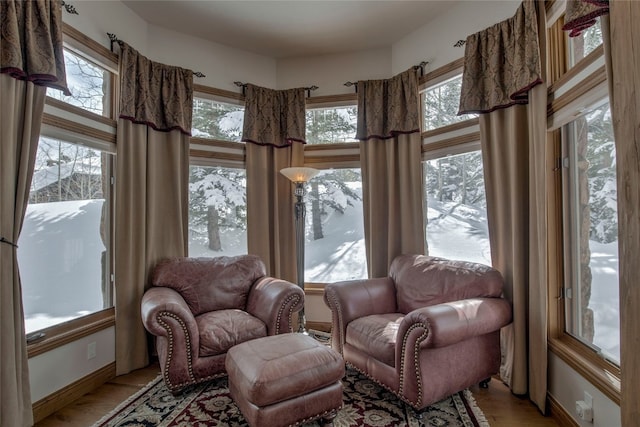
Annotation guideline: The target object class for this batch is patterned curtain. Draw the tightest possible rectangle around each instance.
[242,84,306,147]
[1,0,70,94]
[1,1,68,425]
[115,42,192,375]
[458,1,542,114]
[118,43,193,133]
[243,85,306,284]
[357,68,425,277]
[458,0,548,413]
[563,0,609,37]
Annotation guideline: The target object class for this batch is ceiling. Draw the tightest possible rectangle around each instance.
[122,1,456,59]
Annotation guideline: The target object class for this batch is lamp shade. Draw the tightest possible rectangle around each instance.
[280,167,319,183]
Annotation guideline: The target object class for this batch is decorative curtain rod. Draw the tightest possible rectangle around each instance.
[454,40,466,47]
[344,60,428,92]
[61,1,79,15]
[233,81,319,98]
[106,33,206,78]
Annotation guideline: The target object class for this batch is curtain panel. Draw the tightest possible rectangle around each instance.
[356,68,420,140]
[458,0,542,114]
[0,0,70,95]
[563,0,609,37]
[459,0,548,413]
[1,1,69,425]
[118,43,193,134]
[243,85,306,284]
[602,3,640,425]
[242,84,306,147]
[115,43,192,375]
[357,68,425,278]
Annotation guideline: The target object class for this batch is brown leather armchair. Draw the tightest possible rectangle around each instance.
[141,255,304,393]
[324,254,512,410]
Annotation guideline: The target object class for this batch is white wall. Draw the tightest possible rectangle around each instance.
[29,327,115,402]
[146,24,277,92]
[277,48,391,96]
[549,354,621,427]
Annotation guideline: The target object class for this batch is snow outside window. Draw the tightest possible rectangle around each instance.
[423,150,491,265]
[18,137,113,333]
[46,48,111,117]
[562,101,619,365]
[304,168,367,282]
[192,98,244,141]
[306,106,357,144]
[422,74,476,131]
[188,165,247,256]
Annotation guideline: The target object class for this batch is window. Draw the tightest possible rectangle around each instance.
[305,106,357,144]
[423,150,491,264]
[561,101,619,365]
[18,137,113,334]
[188,165,247,256]
[568,18,603,67]
[422,74,476,131]
[46,48,111,116]
[304,168,367,282]
[192,98,244,141]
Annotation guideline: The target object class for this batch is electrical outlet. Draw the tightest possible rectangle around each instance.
[87,342,97,360]
[584,391,593,408]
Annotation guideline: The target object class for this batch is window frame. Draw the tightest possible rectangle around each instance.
[546,13,621,404]
[25,25,117,356]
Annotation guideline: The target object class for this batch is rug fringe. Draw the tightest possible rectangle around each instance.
[91,374,163,427]
[462,389,491,427]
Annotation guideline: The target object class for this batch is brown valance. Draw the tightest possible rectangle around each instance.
[118,43,193,135]
[562,0,609,37]
[458,0,542,114]
[241,84,306,147]
[0,0,70,95]
[356,68,420,141]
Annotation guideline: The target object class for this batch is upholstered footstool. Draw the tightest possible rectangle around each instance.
[225,333,344,427]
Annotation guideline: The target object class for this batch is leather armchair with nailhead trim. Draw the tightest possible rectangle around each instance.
[324,254,512,410]
[141,255,304,393]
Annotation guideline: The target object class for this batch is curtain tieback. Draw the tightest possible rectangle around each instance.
[0,237,18,248]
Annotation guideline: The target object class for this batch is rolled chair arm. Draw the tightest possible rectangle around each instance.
[324,277,397,355]
[399,298,512,351]
[141,287,200,360]
[246,277,304,335]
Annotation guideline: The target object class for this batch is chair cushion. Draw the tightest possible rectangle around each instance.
[152,255,267,316]
[346,313,404,367]
[390,254,505,313]
[196,309,267,356]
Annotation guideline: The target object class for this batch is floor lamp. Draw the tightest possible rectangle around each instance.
[280,167,319,334]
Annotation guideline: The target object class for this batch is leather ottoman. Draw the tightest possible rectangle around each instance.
[225,333,344,427]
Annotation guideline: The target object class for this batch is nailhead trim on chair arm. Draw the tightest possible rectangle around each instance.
[157,311,195,391]
[398,322,429,407]
[275,293,302,334]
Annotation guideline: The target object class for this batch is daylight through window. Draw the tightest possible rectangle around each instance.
[18,137,113,333]
[562,101,619,365]
[423,150,491,265]
[304,168,367,282]
[188,165,247,256]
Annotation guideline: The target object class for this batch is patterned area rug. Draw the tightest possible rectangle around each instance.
[94,367,489,427]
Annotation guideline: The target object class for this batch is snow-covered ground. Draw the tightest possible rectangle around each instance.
[18,197,620,362]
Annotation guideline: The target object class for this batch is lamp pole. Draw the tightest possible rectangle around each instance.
[293,181,307,333]
[280,167,319,334]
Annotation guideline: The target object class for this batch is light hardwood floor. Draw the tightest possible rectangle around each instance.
[35,362,560,426]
